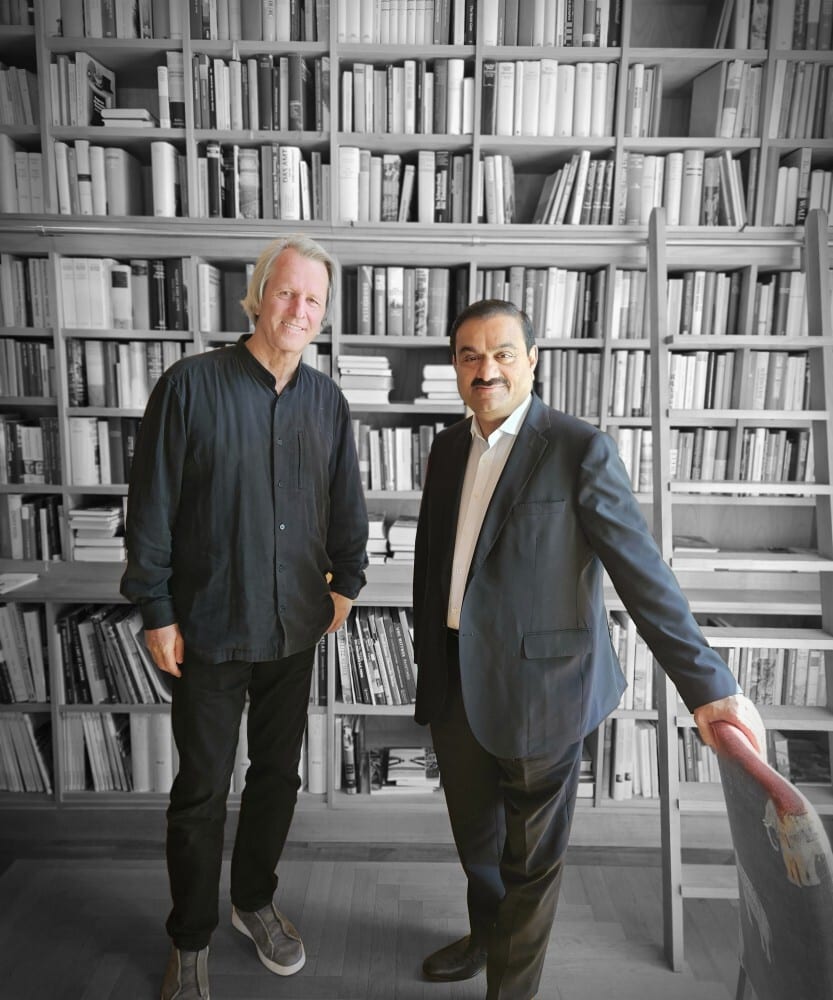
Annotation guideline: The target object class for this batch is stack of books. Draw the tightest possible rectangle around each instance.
[366,514,389,564]
[387,515,418,561]
[68,504,125,562]
[337,354,393,405]
[416,363,459,404]
[374,746,441,794]
[100,107,158,128]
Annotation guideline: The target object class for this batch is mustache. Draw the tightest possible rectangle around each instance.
[471,378,508,388]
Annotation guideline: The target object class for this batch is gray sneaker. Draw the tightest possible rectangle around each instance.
[160,946,210,1000]
[232,901,306,976]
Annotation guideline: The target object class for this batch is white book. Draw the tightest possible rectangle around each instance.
[338,146,361,222]
[109,262,133,329]
[495,62,515,136]
[664,151,684,226]
[446,58,465,135]
[74,138,93,215]
[554,64,575,137]
[572,62,593,138]
[481,0,500,44]
[151,141,178,217]
[69,416,100,484]
[538,58,558,137]
[13,150,31,213]
[53,139,72,214]
[87,256,114,329]
[278,145,301,221]
[590,62,608,137]
[521,60,541,137]
[417,149,435,223]
[512,60,525,136]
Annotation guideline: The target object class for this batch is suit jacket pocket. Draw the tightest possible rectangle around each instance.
[523,628,592,659]
[513,499,565,516]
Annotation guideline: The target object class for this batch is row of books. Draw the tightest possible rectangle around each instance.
[771,156,833,227]
[0,63,39,125]
[478,266,607,341]
[669,351,736,411]
[68,416,140,487]
[193,52,329,132]
[198,142,326,221]
[779,0,833,49]
[676,725,720,786]
[0,255,53,329]
[0,339,55,399]
[0,414,61,486]
[607,349,650,419]
[618,149,751,229]
[607,718,660,800]
[49,51,116,128]
[342,58,472,136]
[0,713,52,793]
[531,152,615,227]
[66,337,184,410]
[481,0,621,47]
[353,419,446,494]
[55,138,186,218]
[340,726,441,797]
[55,0,155,39]
[0,603,48,704]
[610,611,656,712]
[689,59,763,140]
[0,493,64,562]
[351,264,460,338]
[737,349,810,410]
[768,730,831,786]
[537,349,601,419]
[623,62,663,139]
[721,645,828,707]
[608,426,654,494]
[338,147,471,224]
[196,262,253,334]
[336,0,471,45]
[668,425,814,484]
[768,59,833,139]
[483,59,615,139]
[60,257,189,331]
[0,139,45,214]
[57,604,171,706]
[192,0,328,42]
[334,606,417,706]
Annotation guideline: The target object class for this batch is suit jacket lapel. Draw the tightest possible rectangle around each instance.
[467,397,551,581]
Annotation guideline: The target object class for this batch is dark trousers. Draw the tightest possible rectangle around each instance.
[430,632,583,1000]
[165,646,315,951]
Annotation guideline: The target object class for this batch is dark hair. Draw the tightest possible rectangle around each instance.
[449,299,536,355]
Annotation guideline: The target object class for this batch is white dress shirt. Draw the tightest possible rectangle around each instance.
[447,394,533,629]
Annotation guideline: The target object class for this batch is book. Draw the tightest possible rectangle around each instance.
[74,52,116,126]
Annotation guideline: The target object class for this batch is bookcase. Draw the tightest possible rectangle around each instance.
[1,0,832,966]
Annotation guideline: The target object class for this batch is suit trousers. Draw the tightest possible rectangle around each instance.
[430,631,583,1000]
[165,645,315,950]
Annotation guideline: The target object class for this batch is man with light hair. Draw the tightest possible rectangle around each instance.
[122,235,368,999]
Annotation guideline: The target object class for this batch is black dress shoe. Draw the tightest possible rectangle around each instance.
[422,935,487,982]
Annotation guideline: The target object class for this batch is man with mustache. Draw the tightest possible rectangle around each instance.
[412,299,765,999]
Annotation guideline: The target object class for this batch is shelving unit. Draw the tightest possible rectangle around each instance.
[1,0,832,964]
[648,206,833,969]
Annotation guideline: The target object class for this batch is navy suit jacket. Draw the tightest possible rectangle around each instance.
[412,394,739,759]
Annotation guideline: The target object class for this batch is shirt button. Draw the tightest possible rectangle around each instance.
[279,523,286,530]
[278,480,284,487]
[278,563,285,572]
[277,437,283,445]
[279,603,286,612]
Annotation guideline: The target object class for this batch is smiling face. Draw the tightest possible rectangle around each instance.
[251,247,330,359]
[453,312,538,436]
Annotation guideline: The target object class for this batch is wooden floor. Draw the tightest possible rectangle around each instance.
[0,842,741,1000]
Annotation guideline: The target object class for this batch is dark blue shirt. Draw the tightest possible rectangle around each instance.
[121,335,368,663]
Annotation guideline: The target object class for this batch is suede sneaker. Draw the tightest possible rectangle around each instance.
[160,946,210,1000]
[232,902,305,976]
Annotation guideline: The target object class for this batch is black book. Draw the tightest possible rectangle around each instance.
[164,258,187,330]
[481,59,496,135]
[149,259,168,330]
[257,55,273,131]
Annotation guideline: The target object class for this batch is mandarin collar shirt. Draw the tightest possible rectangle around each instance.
[447,393,533,629]
[121,335,368,663]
